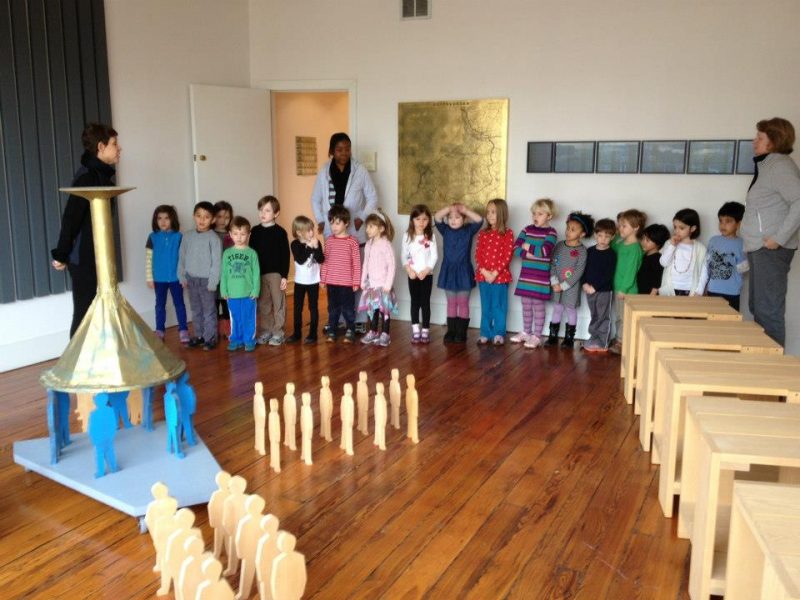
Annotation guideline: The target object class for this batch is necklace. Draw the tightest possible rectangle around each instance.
[673,242,694,274]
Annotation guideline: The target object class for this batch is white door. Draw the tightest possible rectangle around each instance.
[189,84,273,221]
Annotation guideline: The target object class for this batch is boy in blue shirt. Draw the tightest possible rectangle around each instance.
[703,202,748,311]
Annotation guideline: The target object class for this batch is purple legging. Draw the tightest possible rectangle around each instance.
[550,303,577,326]
[445,290,470,318]
[521,297,546,335]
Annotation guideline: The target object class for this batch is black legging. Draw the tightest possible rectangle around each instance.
[370,311,391,334]
[408,275,432,327]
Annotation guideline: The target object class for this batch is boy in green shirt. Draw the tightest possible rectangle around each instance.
[610,209,646,353]
[221,216,261,351]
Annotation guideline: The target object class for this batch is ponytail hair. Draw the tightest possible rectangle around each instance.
[365,208,395,241]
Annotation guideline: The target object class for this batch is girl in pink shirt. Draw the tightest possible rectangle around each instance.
[358,209,398,346]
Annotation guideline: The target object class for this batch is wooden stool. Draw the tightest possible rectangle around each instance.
[677,398,800,599]
[726,481,800,600]
[620,295,740,405]
[635,319,781,451]
[650,349,800,517]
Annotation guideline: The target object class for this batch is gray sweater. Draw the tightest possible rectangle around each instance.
[742,153,800,252]
[178,229,222,289]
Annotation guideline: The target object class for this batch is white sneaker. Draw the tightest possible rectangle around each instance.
[509,332,529,343]
[361,331,378,345]
[524,335,541,349]
[377,333,391,347]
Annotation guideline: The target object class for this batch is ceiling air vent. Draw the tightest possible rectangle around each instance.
[402,0,430,20]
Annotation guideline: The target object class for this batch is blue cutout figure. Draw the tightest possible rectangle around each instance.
[108,390,133,429]
[164,384,185,459]
[47,391,59,465]
[175,372,197,446]
[56,391,71,448]
[141,386,154,431]
[88,393,119,478]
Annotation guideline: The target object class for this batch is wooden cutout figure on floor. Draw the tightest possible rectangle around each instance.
[268,399,281,473]
[406,374,419,444]
[319,376,333,442]
[164,384,185,459]
[389,368,401,430]
[270,532,307,600]
[283,383,297,451]
[109,390,133,429]
[153,508,187,582]
[176,536,208,600]
[374,382,387,451]
[75,392,93,432]
[234,495,266,600]
[127,388,144,425]
[208,471,231,559]
[89,392,119,478]
[196,556,234,600]
[340,383,355,456]
[222,475,248,576]
[146,481,178,571]
[356,371,369,435]
[254,382,266,456]
[254,514,280,600]
[176,372,198,446]
[159,508,201,596]
[300,393,313,466]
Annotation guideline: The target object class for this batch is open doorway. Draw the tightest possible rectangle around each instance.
[272,91,349,286]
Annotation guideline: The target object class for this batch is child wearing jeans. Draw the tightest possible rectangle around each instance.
[582,219,617,352]
[287,216,324,343]
[321,205,361,343]
[220,216,260,352]
[475,198,514,345]
[704,201,748,310]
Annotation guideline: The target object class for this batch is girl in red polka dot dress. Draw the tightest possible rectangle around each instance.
[475,198,515,345]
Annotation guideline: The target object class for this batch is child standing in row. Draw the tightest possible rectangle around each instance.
[288,216,324,344]
[359,209,398,347]
[146,205,189,344]
[582,219,617,352]
[511,199,557,349]
[220,216,260,352]
[178,201,222,350]
[434,203,483,343]
[610,209,646,353]
[544,212,593,349]
[659,208,706,296]
[213,200,234,338]
[402,204,438,344]
[250,195,290,346]
[321,205,361,343]
[637,224,670,295]
[705,201,747,310]
[476,198,514,345]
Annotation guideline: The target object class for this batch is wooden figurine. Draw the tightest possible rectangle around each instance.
[340,383,355,456]
[270,532,307,600]
[374,382,387,451]
[283,383,297,451]
[356,371,369,435]
[222,475,248,576]
[159,508,201,596]
[146,481,178,571]
[300,393,313,466]
[389,368,401,430]
[406,374,419,444]
[268,399,281,473]
[234,495,266,600]
[196,556,235,600]
[127,388,144,425]
[254,382,266,456]
[254,514,280,600]
[75,392,94,432]
[319,376,333,442]
[176,536,208,600]
[208,471,231,559]
[88,392,119,477]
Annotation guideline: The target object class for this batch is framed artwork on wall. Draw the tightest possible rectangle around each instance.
[526,142,553,173]
[596,141,640,173]
[687,140,736,174]
[554,141,595,173]
[736,139,755,174]
[640,141,686,174]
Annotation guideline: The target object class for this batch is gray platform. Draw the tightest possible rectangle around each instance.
[13,422,221,521]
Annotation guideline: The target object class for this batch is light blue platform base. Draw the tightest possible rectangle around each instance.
[13,422,221,525]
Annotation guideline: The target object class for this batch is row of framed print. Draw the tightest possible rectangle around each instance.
[526,140,755,175]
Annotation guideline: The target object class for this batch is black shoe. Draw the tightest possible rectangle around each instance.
[285,334,301,344]
[303,336,317,344]
[202,339,217,351]
[443,317,456,343]
[543,322,560,347]
[561,324,577,349]
[188,336,205,348]
[343,329,356,344]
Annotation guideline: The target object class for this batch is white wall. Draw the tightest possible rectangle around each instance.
[249,0,800,353]
[0,0,251,372]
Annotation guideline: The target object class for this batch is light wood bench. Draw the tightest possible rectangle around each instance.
[620,295,741,405]
[650,349,800,517]
[726,481,800,600]
[635,319,782,451]
[677,398,800,599]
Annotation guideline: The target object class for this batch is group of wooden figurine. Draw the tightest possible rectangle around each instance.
[253,369,420,472]
[146,475,306,600]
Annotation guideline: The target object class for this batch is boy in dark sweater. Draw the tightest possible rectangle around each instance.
[637,224,670,295]
[249,195,290,345]
[582,219,617,352]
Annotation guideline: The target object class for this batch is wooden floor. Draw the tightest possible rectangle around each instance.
[0,323,691,599]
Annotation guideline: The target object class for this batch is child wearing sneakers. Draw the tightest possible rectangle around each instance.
[359,209,398,346]
[582,219,617,352]
[321,205,361,343]
[220,216,260,352]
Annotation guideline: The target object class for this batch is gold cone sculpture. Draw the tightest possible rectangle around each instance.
[40,187,185,393]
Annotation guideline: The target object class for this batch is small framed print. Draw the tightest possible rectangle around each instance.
[640,141,686,174]
[527,142,553,173]
[554,141,595,173]
[687,140,736,175]
[596,141,640,173]
[736,139,755,174]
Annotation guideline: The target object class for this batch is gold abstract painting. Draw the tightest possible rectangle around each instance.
[398,98,508,214]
